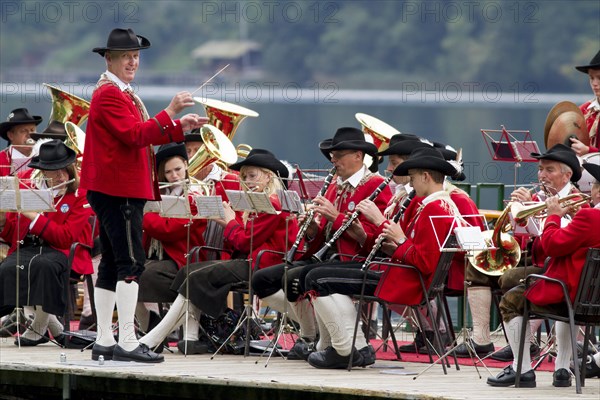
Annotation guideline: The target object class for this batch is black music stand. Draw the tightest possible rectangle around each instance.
[481,125,540,189]
[0,176,55,347]
[414,214,493,379]
[210,188,276,358]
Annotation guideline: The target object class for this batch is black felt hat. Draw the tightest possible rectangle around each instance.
[575,49,600,73]
[184,128,203,143]
[393,147,457,177]
[155,142,188,168]
[319,127,378,161]
[378,134,431,156]
[530,143,582,182]
[30,120,67,141]
[28,140,76,171]
[93,28,151,57]
[583,162,600,184]
[229,148,289,183]
[0,108,43,141]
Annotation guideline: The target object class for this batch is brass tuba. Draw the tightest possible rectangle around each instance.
[193,97,257,160]
[355,113,399,153]
[44,83,90,127]
[468,204,521,276]
[64,121,86,157]
[187,124,238,179]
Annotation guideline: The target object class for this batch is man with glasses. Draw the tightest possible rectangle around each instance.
[252,127,391,364]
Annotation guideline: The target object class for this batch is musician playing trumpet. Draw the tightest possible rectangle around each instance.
[251,127,391,363]
[487,162,600,388]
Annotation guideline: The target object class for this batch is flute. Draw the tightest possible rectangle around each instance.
[311,175,393,263]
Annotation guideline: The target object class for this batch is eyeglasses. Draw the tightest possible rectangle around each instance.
[329,150,357,160]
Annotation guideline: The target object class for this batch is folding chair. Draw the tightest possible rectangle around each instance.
[350,235,460,372]
[515,248,600,394]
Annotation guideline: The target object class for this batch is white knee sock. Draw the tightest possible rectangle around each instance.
[554,321,572,371]
[288,299,317,340]
[22,306,49,340]
[140,295,186,349]
[468,287,492,345]
[331,294,367,350]
[506,316,532,373]
[48,314,64,337]
[182,303,201,341]
[94,287,117,347]
[315,310,331,351]
[116,281,140,351]
[262,290,299,321]
[312,294,356,356]
[593,353,600,368]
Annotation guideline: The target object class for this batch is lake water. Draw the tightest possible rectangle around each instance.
[1,85,590,209]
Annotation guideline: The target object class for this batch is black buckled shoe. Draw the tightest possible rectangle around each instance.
[177,340,208,355]
[487,365,536,388]
[553,368,572,387]
[399,330,432,353]
[358,344,376,367]
[14,333,49,347]
[92,343,116,360]
[307,346,364,369]
[287,337,315,361]
[490,343,540,362]
[113,343,164,363]
[454,339,495,358]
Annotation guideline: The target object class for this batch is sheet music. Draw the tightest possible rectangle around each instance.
[225,190,277,214]
[0,177,17,191]
[11,156,31,175]
[0,190,17,211]
[453,226,489,251]
[19,189,55,211]
[277,189,304,214]
[159,195,191,218]
[194,195,225,219]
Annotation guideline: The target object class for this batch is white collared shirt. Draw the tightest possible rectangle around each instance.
[336,165,368,189]
[585,98,600,113]
[204,163,224,182]
[103,70,132,92]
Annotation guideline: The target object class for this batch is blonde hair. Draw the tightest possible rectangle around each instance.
[239,166,284,225]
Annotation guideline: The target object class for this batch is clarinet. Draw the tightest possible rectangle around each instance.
[311,175,393,263]
[285,166,337,263]
[360,189,416,270]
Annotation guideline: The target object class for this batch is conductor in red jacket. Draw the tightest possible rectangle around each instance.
[79,28,205,363]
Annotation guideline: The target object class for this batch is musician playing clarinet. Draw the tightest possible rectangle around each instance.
[79,28,205,363]
[302,147,461,368]
[251,127,391,362]
[0,108,42,177]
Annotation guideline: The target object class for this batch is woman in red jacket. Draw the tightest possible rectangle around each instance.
[136,142,207,333]
[0,140,92,345]
[139,149,297,355]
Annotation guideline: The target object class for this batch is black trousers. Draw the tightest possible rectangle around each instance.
[87,191,146,291]
[303,262,381,298]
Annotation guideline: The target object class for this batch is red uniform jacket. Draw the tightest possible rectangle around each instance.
[579,101,598,152]
[80,82,185,200]
[447,188,485,291]
[214,172,241,199]
[375,195,455,305]
[223,195,298,269]
[526,208,600,305]
[300,174,392,261]
[0,191,93,274]
[0,148,11,176]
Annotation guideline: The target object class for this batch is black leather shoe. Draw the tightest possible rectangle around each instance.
[307,346,364,369]
[361,320,378,340]
[358,344,376,367]
[287,337,315,361]
[113,344,164,363]
[14,333,49,347]
[454,339,495,358]
[177,340,208,355]
[571,356,600,379]
[399,330,432,353]
[92,343,116,360]
[490,343,540,362]
[487,365,536,388]
[78,314,96,331]
[553,368,572,387]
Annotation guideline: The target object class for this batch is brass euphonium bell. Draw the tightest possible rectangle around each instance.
[193,97,257,160]
[187,124,238,179]
[468,204,521,276]
[64,122,86,157]
[44,83,90,127]
[355,113,399,169]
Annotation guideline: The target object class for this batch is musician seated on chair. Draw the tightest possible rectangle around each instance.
[136,142,208,335]
[0,140,93,346]
[492,144,587,362]
[139,148,297,355]
[0,108,43,177]
[487,162,600,388]
[570,49,599,156]
[251,127,391,362]
[301,146,461,369]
